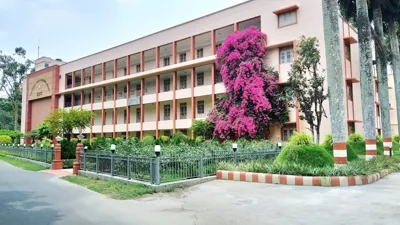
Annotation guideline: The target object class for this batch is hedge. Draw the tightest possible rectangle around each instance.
[275,144,334,168]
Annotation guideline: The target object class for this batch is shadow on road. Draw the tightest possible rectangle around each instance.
[0,190,62,225]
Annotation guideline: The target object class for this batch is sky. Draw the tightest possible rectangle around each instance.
[0,0,247,62]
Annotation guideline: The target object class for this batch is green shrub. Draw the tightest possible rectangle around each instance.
[195,136,205,144]
[60,138,76,159]
[191,120,213,139]
[171,132,188,145]
[63,159,75,168]
[160,135,170,144]
[322,133,357,161]
[128,137,139,143]
[71,138,78,145]
[35,137,52,149]
[393,134,399,152]
[345,143,360,161]
[275,144,334,167]
[288,132,314,146]
[376,135,384,155]
[142,135,155,146]
[348,133,365,143]
[91,137,109,151]
[0,135,12,145]
[0,150,7,156]
[114,137,123,145]
[82,139,91,150]
[0,130,22,141]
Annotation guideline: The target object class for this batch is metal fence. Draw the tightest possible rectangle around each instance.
[80,149,280,185]
[2,147,54,163]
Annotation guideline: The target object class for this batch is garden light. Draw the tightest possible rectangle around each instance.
[40,143,44,149]
[111,144,116,154]
[51,144,54,150]
[232,143,238,152]
[77,133,85,142]
[24,144,26,148]
[56,135,62,143]
[84,146,88,153]
[278,142,282,150]
[155,145,161,156]
[31,144,34,148]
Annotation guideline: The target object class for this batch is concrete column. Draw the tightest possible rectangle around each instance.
[90,88,94,139]
[191,36,195,60]
[191,68,196,121]
[101,87,105,137]
[211,63,216,107]
[140,51,145,72]
[172,72,177,134]
[172,41,177,64]
[91,66,95,84]
[81,69,85,85]
[211,30,216,55]
[126,55,131,75]
[155,47,160,68]
[113,84,117,138]
[140,79,145,139]
[102,63,106,81]
[52,142,63,170]
[156,75,160,138]
[73,142,83,175]
[72,71,76,88]
[126,82,131,138]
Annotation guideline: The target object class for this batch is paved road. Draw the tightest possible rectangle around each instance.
[1,161,400,225]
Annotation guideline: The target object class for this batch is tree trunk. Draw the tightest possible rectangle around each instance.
[357,0,377,160]
[373,0,392,156]
[316,127,320,145]
[13,101,19,131]
[322,0,348,164]
[388,19,400,135]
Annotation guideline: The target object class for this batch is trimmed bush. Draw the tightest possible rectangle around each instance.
[376,135,384,156]
[393,135,399,152]
[160,135,170,144]
[288,132,314,146]
[0,135,12,145]
[60,139,76,159]
[275,144,334,167]
[0,130,22,141]
[142,135,155,146]
[35,137,52,149]
[171,132,188,145]
[195,136,205,144]
[348,133,365,143]
[322,133,358,161]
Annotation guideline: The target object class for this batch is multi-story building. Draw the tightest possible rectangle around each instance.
[22,0,388,143]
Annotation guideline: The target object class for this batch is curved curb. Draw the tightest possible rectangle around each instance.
[216,169,392,187]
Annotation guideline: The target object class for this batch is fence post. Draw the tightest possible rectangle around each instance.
[127,156,131,180]
[83,152,86,171]
[150,158,154,184]
[111,154,114,176]
[198,156,203,178]
[154,156,160,185]
[96,154,99,173]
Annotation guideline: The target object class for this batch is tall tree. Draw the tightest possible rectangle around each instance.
[322,0,348,165]
[288,36,328,144]
[372,0,392,156]
[0,48,33,130]
[208,26,288,140]
[357,0,377,160]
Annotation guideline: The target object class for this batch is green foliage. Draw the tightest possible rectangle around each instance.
[171,132,189,145]
[91,137,110,152]
[114,137,123,145]
[60,138,76,159]
[0,156,48,171]
[35,137,52,149]
[275,144,334,168]
[289,132,314,146]
[62,159,75,169]
[36,122,52,139]
[44,108,94,137]
[159,135,170,145]
[0,135,12,145]
[0,150,7,156]
[217,156,400,176]
[141,135,155,146]
[322,133,358,161]
[376,135,384,156]
[0,130,22,141]
[195,136,205,144]
[348,133,365,143]
[393,134,400,152]
[191,120,213,139]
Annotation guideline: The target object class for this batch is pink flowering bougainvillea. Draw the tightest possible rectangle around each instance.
[207,26,288,140]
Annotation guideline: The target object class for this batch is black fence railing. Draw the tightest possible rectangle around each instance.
[80,149,280,185]
[2,147,54,164]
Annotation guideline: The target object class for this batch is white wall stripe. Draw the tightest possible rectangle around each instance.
[272,174,280,184]
[384,151,390,156]
[303,177,313,186]
[366,144,377,150]
[384,142,392,147]
[333,149,347,157]
[222,171,228,180]
[367,175,372,184]
[258,173,265,183]
[233,171,240,181]
[355,176,362,185]
[245,172,252,182]
[339,177,348,186]
[286,175,295,185]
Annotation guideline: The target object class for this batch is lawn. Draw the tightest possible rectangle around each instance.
[62,175,154,200]
[0,154,48,171]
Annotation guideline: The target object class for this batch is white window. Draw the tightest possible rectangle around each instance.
[283,124,296,142]
[136,64,141,73]
[197,48,204,58]
[136,108,141,123]
[180,103,187,119]
[164,79,170,92]
[280,46,293,64]
[197,101,204,114]
[180,53,186,63]
[278,11,297,27]
[180,75,187,89]
[164,104,171,120]
[163,57,170,66]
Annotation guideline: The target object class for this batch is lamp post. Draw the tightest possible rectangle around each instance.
[73,133,85,175]
[31,144,34,149]
[277,142,282,151]
[153,145,161,185]
[40,143,43,150]
[51,144,54,151]
[232,143,238,163]
[110,144,116,176]
[83,146,88,171]
[52,136,64,170]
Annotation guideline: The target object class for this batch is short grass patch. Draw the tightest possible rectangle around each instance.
[62,175,154,200]
[0,154,48,171]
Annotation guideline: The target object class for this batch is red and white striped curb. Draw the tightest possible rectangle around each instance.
[216,169,392,187]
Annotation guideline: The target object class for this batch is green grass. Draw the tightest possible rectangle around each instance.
[62,176,154,200]
[0,154,48,171]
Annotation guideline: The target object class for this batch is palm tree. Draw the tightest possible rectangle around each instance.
[356,0,377,160]
[322,0,348,165]
[372,0,392,156]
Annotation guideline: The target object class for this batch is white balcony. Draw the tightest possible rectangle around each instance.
[159,120,173,130]
[143,94,156,104]
[116,99,127,108]
[104,101,114,109]
[92,125,102,133]
[215,83,226,94]
[115,124,126,132]
[128,123,141,131]
[82,104,91,110]
[176,89,191,99]
[159,91,173,102]
[104,125,113,132]
[176,119,192,129]
[194,85,212,97]
[143,121,156,131]
[288,107,297,122]
[93,102,102,110]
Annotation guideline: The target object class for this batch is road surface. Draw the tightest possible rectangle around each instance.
[1,160,400,225]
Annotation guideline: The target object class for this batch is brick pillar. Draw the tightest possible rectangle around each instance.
[52,142,63,170]
[73,142,83,175]
[383,137,393,157]
[366,139,377,160]
[333,142,347,165]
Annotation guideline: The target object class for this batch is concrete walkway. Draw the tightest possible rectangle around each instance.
[40,169,73,177]
[1,160,400,225]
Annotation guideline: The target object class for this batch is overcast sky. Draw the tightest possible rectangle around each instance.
[0,0,246,62]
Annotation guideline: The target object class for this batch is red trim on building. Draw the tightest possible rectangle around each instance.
[172,71,177,134]
[191,36,195,60]
[172,41,177,64]
[113,84,117,138]
[155,47,160,68]
[273,5,299,15]
[156,75,160,138]
[140,78,145,139]
[101,87,105,137]
[211,63,216,107]
[191,68,196,122]
[126,82,131,138]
